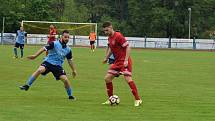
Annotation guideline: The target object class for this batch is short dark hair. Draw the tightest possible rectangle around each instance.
[62,30,69,35]
[102,21,112,28]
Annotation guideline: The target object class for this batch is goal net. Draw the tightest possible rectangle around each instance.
[21,20,97,46]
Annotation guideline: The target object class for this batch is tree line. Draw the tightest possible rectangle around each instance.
[0,0,214,38]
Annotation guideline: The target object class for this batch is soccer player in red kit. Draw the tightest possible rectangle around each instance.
[102,21,142,107]
[46,24,57,56]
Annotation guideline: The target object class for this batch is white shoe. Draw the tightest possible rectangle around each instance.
[102,100,110,105]
[134,100,142,107]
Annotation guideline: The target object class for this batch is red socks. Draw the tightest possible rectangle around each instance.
[128,81,140,100]
[106,81,140,100]
[106,82,113,97]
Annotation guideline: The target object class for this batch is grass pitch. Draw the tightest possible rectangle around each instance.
[0,45,214,121]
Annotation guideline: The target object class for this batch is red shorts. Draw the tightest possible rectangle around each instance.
[108,58,132,76]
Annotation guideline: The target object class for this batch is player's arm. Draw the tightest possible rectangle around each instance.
[24,32,27,37]
[124,45,131,67]
[66,51,77,78]
[27,42,54,60]
[103,46,112,64]
[15,31,18,39]
[117,35,130,67]
[27,47,45,60]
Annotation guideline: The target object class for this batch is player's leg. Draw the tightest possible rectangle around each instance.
[20,65,46,91]
[102,73,115,105]
[123,58,142,106]
[20,44,24,58]
[104,73,115,97]
[92,43,95,52]
[90,41,92,50]
[52,65,75,100]
[124,76,142,106]
[124,76,141,100]
[59,75,75,100]
[91,41,95,51]
[13,43,19,58]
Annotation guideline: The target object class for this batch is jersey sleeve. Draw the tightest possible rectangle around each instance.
[66,50,72,59]
[44,42,54,51]
[117,34,129,48]
[24,32,27,37]
[16,30,19,36]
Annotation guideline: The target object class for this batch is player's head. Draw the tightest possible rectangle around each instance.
[50,24,55,29]
[61,30,70,44]
[20,26,24,31]
[102,21,114,36]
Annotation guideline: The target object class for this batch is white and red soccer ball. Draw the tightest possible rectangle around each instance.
[109,95,120,105]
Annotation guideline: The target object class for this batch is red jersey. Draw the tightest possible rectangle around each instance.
[48,28,57,43]
[108,32,129,61]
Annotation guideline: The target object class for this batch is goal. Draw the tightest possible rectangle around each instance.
[21,20,97,46]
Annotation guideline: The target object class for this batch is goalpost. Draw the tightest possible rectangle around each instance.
[21,20,97,46]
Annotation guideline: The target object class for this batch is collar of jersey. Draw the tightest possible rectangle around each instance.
[59,40,67,48]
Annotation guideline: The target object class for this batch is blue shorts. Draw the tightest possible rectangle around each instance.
[41,61,66,80]
[14,42,24,49]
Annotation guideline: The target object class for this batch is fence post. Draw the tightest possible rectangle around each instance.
[144,36,147,48]
[1,17,5,44]
[73,35,75,46]
[1,31,2,45]
[168,36,171,48]
[97,34,99,48]
[193,37,196,49]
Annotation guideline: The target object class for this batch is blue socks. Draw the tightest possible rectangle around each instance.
[26,76,73,97]
[66,87,72,96]
[14,48,17,57]
[26,76,36,86]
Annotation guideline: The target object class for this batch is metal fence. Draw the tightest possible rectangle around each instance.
[1,33,215,50]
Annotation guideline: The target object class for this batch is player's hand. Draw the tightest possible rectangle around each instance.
[27,55,37,60]
[124,60,128,67]
[102,58,108,64]
[72,70,77,78]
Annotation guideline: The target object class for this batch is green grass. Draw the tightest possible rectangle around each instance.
[0,45,215,121]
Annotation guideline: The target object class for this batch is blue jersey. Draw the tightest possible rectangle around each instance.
[16,30,27,44]
[44,40,72,67]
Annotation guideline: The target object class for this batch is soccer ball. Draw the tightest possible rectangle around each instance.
[109,95,120,105]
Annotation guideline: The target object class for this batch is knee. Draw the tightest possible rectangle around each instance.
[37,68,45,74]
[104,76,111,83]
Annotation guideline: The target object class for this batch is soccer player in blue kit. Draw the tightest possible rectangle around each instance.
[13,26,27,58]
[19,30,77,100]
